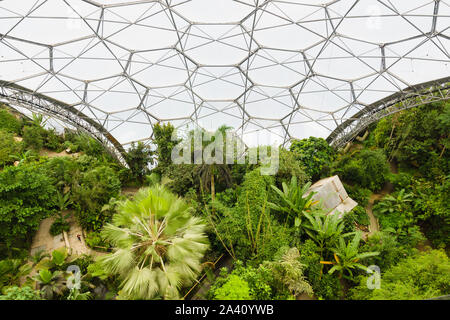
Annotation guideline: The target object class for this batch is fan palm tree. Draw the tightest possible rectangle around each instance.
[321,232,379,279]
[33,269,66,300]
[97,185,209,300]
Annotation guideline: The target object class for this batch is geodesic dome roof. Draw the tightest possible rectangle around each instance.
[1,0,449,163]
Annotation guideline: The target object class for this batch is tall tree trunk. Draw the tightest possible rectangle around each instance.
[211,173,215,203]
[210,173,216,214]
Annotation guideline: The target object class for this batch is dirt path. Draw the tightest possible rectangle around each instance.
[30,212,105,260]
[362,161,398,239]
[121,186,140,197]
[30,217,66,256]
[365,194,382,237]
[39,148,80,159]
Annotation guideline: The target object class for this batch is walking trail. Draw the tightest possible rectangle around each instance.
[362,161,397,239]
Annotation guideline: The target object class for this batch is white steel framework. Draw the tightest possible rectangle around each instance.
[0,0,449,163]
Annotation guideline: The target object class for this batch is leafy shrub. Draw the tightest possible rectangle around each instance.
[64,132,113,162]
[84,231,109,251]
[0,108,22,134]
[22,126,45,151]
[373,101,449,179]
[212,169,291,262]
[388,172,414,191]
[210,249,313,301]
[49,219,70,236]
[163,163,197,196]
[42,156,79,191]
[124,141,154,184]
[298,239,342,300]
[290,137,335,181]
[0,286,41,300]
[0,130,21,167]
[0,163,57,253]
[342,206,369,233]
[275,148,309,187]
[360,231,414,271]
[349,250,450,300]
[72,165,121,231]
[43,128,63,151]
[333,149,389,191]
[213,274,252,300]
[344,184,371,207]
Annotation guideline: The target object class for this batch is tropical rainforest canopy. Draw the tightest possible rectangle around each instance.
[0,100,448,301]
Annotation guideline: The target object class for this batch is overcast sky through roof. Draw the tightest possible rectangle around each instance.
[0,0,449,149]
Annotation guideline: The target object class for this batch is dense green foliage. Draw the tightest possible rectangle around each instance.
[0,100,448,301]
[350,250,450,299]
[72,165,121,231]
[0,108,22,134]
[124,141,154,183]
[373,102,449,179]
[0,163,57,253]
[22,125,45,151]
[0,130,21,167]
[332,149,389,191]
[210,248,312,300]
[290,137,335,180]
[0,286,41,300]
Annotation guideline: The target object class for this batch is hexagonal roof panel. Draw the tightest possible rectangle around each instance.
[0,0,449,150]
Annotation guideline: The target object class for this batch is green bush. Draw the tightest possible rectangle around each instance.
[373,101,449,179]
[290,137,335,181]
[0,163,57,253]
[72,165,121,231]
[342,206,369,233]
[0,286,41,300]
[49,219,70,236]
[0,130,21,167]
[43,128,63,151]
[209,249,313,301]
[349,250,450,300]
[298,239,342,300]
[0,108,21,134]
[344,184,371,207]
[333,149,389,191]
[213,168,290,262]
[388,172,414,191]
[42,156,79,191]
[275,148,309,187]
[22,126,45,151]
[213,274,252,300]
[84,231,109,251]
[360,231,414,271]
